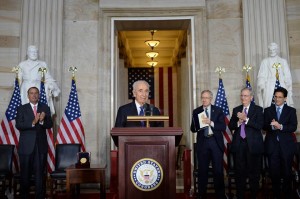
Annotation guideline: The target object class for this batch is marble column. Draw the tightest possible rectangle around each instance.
[243,0,289,87]
[19,0,63,120]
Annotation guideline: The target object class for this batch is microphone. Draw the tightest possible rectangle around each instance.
[143,103,154,116]
[149,104,154,116]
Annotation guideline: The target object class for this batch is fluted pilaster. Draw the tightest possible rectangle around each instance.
[243,0,289,83]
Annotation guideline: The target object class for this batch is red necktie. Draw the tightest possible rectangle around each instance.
[33,105,37,116]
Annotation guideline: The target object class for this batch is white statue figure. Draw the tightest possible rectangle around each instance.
[257,42,293,108]
[18,45,60,115]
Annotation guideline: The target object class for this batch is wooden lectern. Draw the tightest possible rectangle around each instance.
[111,127,183,199]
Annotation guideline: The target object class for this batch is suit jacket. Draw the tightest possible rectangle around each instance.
[229,104,264,154]
[16,102,53,155]
[263,104,297,156]
[115,101,164,127]
[190,105,226,151]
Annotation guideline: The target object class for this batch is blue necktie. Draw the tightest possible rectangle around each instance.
[204,108,209,137]
[277,107,281,121]
[276,107,281,141]
[139,106,145,127]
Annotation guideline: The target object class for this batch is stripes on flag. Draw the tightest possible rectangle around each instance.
[214,78,232,171]
[56,78,85,152]
[39,80,55,173]
[0,78,22,172]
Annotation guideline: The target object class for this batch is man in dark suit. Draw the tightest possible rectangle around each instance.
[229,87,264,199]
[115,80,163,127]
[190,90,227,199]
[16,87,53,199]
[263,87,297,199]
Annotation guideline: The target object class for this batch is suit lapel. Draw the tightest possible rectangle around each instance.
[247,104,255,118]
[25,103,35,118]
[278,104,287,122]
[210,105,216,121]
[130,102,139,115]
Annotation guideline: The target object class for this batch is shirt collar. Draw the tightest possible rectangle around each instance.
[30,102,38,109]
[276,104,284,109]
[135,100,144,112]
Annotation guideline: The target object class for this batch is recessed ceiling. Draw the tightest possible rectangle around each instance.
[115,20,189,68]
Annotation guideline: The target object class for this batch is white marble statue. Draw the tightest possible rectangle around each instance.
[257,42,293,108]
[18,45,60,115]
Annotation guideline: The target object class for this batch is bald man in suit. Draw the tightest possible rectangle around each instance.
[115,80,163,127]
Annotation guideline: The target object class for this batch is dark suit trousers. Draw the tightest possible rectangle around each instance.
[197,137,226,199]
[19,142,47,199]
[234,139,261,199]
[268,141,294,198]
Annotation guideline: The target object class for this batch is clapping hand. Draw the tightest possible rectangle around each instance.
[270,119,281,129]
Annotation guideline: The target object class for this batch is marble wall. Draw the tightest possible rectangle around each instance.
[0,0,300,170]
[0,0,21,115]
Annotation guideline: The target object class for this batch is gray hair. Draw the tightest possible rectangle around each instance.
[132,80,150,91]
[241,87,254,96]
[201,90,213,98]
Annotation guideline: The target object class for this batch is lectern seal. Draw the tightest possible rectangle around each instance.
[130,158,163,191]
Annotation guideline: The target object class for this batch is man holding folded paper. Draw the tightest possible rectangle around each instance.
[190,90,227,199]
[115,80,163,127]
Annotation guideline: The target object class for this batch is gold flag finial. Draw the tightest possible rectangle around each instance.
[215,66,226,78]
[242,64,253,81]
[242,64,253,73]
[272,63,281,80]
[68,66,77,78]
[38,67,47,82]
[12,66,20,77]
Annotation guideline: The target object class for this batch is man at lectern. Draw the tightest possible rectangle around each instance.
[115,80,163,127]
[190,90,227,199]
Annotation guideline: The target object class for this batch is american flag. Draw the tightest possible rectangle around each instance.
[128,67,154,99]
[39,80,55,173]
[0,78,21,172]
[245,74,255,104]
[214,78,232,170]
[56,78,85,152]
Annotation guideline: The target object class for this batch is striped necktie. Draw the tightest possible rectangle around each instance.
[139,106,145,127]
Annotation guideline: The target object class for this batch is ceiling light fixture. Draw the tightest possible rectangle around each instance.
[146,51,159,59]
[147,60,158,67]
[145,30,160,49]
[147,57,158,67]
